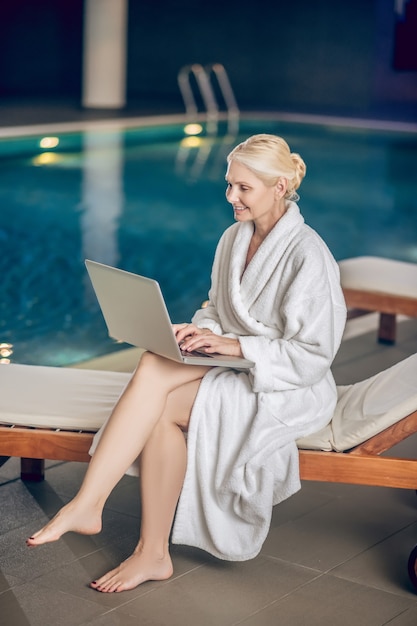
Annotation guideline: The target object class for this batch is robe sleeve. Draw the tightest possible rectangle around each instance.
[191,299,224,336]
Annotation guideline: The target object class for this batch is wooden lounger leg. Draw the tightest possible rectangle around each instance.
[21,458,45,482]
[378,313,396,344]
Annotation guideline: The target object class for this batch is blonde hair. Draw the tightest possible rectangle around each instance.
[227,134,306,199]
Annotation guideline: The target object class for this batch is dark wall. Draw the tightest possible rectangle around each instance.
[127,0,375,114]
[0,0,416,121]
[0,0,83,96]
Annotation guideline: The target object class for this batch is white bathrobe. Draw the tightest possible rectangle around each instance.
[170,202,347,560]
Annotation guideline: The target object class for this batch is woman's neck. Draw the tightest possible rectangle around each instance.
[253,202,286,242]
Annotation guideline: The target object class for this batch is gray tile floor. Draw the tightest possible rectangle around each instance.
[1,316,417,626]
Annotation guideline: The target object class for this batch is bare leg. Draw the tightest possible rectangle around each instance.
[91,380,196,593]
[27,353,209,547]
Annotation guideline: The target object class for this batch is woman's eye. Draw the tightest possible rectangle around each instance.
[225,183,249,192]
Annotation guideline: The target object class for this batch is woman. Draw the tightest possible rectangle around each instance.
[27,134,346,592]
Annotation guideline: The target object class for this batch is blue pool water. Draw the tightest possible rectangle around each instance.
[1,118,416,366]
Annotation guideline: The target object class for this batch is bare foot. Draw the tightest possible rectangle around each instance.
[26,499,102,547]
[90,545,173,593]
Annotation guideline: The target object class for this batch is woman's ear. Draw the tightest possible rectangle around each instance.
[275,177,288,198]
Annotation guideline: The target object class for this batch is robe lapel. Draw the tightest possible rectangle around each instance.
[230,203,304,317]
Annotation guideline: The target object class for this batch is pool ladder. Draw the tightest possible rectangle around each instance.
[177,63,239,134]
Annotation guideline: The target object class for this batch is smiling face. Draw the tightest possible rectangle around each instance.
[225,160,287,234]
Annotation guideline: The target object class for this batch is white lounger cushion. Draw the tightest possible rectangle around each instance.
[338,256,417,299]
[297,353,417,451]
[0,364,130,431]
[0,354,416,452]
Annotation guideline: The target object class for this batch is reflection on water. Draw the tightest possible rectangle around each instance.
[0,119,416,366]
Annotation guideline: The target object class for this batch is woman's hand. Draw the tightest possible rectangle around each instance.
[172,323,243,357]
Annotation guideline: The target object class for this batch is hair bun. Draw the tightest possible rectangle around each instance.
[290,152,307,191]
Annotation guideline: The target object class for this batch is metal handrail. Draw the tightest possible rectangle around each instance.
[177,64,218,120]
[205,63,239,118]
[177,63,239,123]
[176,63,240,181]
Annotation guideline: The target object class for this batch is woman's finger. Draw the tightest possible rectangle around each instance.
[174,323,203,344]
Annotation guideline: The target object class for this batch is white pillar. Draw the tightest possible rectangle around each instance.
[82,0,128,109]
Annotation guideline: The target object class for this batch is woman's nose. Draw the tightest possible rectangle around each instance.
[226,187,237,203]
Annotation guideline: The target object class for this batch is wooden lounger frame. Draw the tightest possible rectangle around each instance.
[344,288,417,344]
[299,408,417,489]
[0,408,416,487]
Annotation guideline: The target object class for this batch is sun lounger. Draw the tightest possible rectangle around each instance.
[0,365,130,479]
[0,355,417,589]
[339,256,417,343]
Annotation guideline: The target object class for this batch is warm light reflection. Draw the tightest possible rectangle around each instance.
[183,123,203,136]
[40,136,59,149]
[180,136,202,148]
[0,342,13,364]
[32,152,61,166]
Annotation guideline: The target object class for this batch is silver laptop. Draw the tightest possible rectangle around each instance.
[85,260,254,369]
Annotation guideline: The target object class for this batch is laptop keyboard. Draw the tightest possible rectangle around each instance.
[180,349,214,359]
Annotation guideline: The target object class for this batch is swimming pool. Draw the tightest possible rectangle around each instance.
[1,115,416,366]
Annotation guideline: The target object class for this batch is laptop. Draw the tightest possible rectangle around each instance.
[85,260,254,369]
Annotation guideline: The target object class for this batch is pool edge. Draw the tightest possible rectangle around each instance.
[0,111,416,139]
